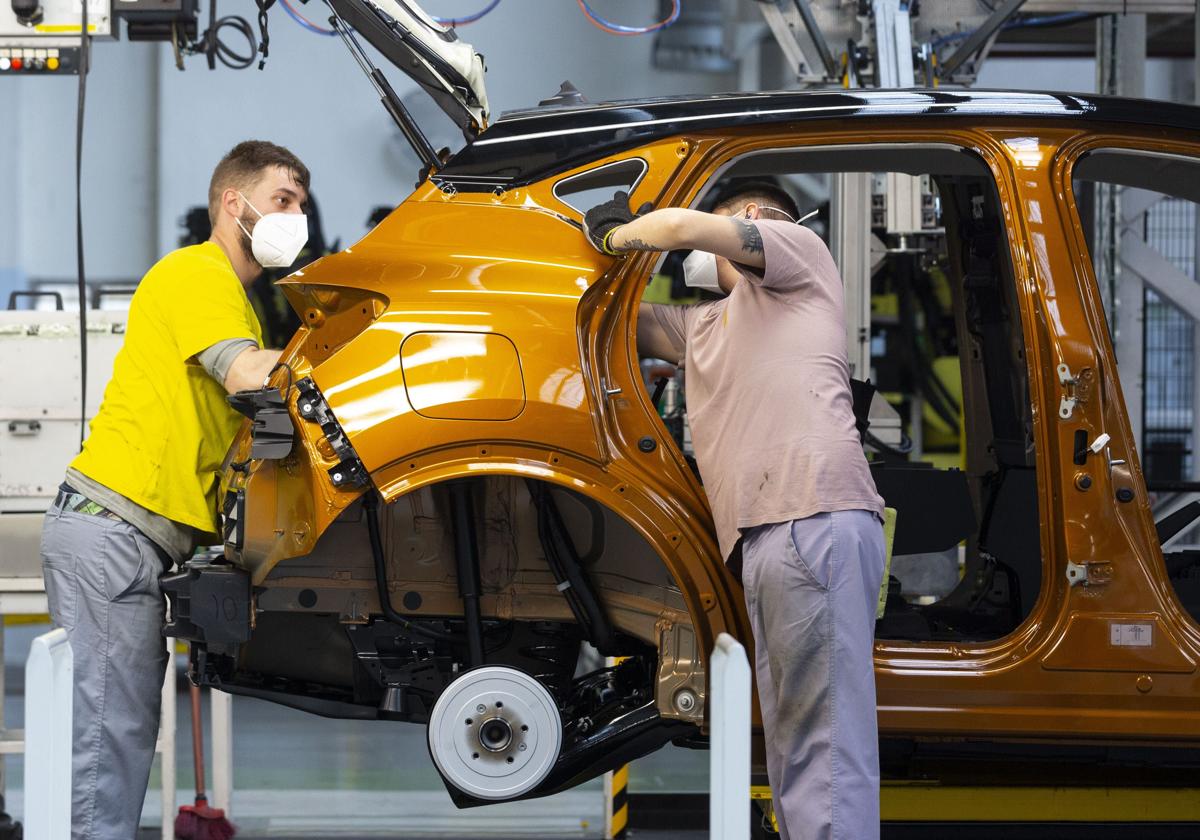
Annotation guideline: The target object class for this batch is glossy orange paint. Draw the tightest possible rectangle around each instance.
[223,121,1200,745]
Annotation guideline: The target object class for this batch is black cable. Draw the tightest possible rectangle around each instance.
[448,481,485,667]
[256,0,273,70]
[525,480,617,654]
[269,360,295,403]
[75,0,90,451]
[175,0,261,71]
[650,376,669,411]
[532,484,591,637]
[363,491,457,643]
[210,14,257,69]
[191,1,258,71]
[205,0,217,69]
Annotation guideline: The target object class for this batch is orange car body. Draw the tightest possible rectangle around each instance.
[168,89,1200,802]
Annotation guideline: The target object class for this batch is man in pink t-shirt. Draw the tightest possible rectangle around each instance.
[585,182,886,840]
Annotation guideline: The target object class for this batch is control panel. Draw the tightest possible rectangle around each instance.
[0,0,112,74]
[0,44,79,72]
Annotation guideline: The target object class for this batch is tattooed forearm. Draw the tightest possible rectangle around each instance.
[617,236,663,252]
[735,219,763,255]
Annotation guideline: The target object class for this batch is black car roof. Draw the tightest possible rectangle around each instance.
[432,88,1200,193]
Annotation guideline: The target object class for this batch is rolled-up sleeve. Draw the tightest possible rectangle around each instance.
[197,337,258,385]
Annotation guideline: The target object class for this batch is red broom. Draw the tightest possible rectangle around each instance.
[175,682,236,840]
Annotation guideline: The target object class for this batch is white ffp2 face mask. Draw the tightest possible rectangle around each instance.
[236,191,308,269]
[682,249,721,292]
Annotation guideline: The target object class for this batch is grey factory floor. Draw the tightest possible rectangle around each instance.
[4,623,709,838]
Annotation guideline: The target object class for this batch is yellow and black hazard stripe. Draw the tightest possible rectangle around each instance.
[603,654,630,839]
[605,763,629,838]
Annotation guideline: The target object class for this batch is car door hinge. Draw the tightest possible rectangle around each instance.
[1057,363,1093,420]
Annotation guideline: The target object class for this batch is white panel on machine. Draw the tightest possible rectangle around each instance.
[0,0,112,38]
[0,310,124,575]
[0,0,112,73]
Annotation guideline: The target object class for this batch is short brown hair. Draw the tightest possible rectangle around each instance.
[207,140,311,226]
[710,178,800,222]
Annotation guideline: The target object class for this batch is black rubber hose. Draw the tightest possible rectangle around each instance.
[536,492,594,640]
[448,481,486,668]
[75,0,89,451]
[363,492,456,643]
[526,481,617,655]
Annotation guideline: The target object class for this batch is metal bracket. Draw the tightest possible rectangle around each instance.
[6,420,41,436]
[1065,561,1089,587]
[1060,364,1080,422]
[871,0,915,88]
[296,377,370,489]
[937,0,1028,80]
[227,387,294,460]
[756,0,836,83]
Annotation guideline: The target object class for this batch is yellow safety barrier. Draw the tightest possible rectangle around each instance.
[752,783,1200,828]
[604,763,629,838]
[604,653,630,839]
[880,783,1200,822]
[751,785,779,833]
[4,614,51,626]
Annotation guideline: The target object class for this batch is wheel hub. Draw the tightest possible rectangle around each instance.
[428,665,562,800]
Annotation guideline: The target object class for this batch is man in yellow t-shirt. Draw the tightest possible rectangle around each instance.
[40,140,310,838]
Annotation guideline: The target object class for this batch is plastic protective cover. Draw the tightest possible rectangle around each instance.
[329,0,490,138]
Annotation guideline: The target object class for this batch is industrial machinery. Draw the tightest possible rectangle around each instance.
[0,0,113,74]
[0,300,126,575]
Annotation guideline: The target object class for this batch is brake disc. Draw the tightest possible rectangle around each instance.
[427,665,563,801]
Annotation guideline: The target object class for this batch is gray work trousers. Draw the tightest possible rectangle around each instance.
[741,510,886,840]
[40,493,171,840]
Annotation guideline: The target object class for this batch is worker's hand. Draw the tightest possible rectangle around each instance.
[583,191,635,256]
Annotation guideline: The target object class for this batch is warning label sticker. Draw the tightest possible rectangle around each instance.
[1110,623,1153,647]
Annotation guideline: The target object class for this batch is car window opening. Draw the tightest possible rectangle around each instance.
[553,158,648,217]
[1072,147,1200,629]
[634,144,1042,644]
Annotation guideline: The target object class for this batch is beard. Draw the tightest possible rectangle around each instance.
[237,209,260,266]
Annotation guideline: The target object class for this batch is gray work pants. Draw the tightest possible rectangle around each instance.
[741,510,886,840]
[40,493,171,840]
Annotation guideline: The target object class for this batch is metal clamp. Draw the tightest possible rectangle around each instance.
[1056,363,1091,420]
[1066,561,1089,587]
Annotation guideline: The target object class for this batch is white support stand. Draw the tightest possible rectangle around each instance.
[26,628,73,840]
[709,632,750,840]
[157,639,177,840]
[210,689,233,814]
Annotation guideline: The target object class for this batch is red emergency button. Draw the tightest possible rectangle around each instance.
[10,57,23,71]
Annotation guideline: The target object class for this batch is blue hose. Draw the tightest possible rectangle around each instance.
[430,0,502,26]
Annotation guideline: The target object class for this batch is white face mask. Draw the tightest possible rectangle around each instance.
[236,191,308,269]
[682,204,813,293]
[682,249,721,292]
[757,205,794,222]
